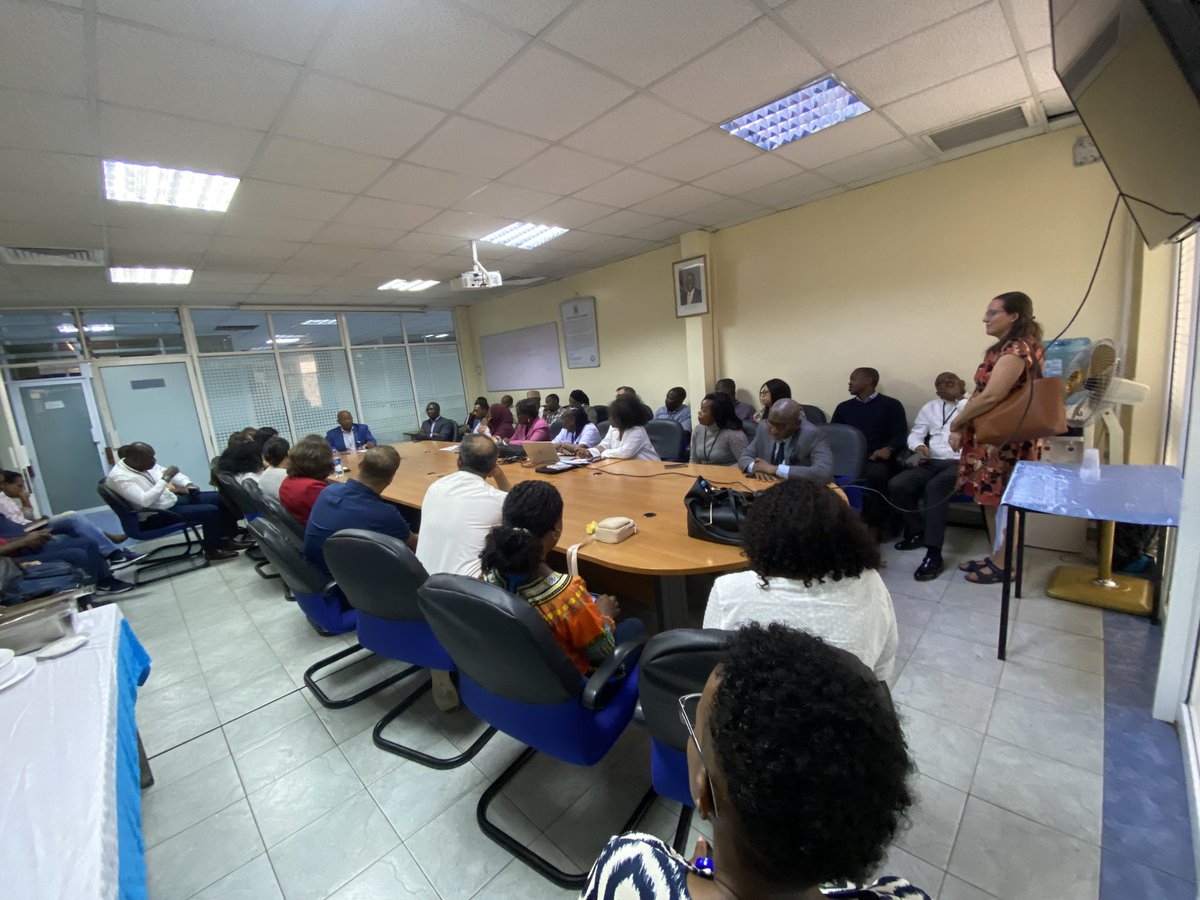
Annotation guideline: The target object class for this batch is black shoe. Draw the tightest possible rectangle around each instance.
[894,533,925,551]
[206,548,238,561]
[914,553,944,581]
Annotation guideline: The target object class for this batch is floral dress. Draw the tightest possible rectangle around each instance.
[956,339,1044,506]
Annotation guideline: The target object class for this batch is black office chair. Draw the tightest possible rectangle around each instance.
[596,422,610,442]
[592,404,609,423]
[323,530,495,769]
[96,481,208,585]
[644,419,686,461]
[802,404,828,424]
[243,479,304,545]
[548,419,564,438]
[741,419,760,440]
[818,423,868,509]
[215,473,275,580]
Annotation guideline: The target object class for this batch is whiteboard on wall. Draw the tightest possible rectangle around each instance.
[479,322,564,391]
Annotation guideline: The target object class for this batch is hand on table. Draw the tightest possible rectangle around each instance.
[574,449,592,460]
[752,459,781,481]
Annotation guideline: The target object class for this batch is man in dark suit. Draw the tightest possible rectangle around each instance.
[738,399,833,482]
[419,402,456,441]
[680,270,702,306]
[326,410,377,452]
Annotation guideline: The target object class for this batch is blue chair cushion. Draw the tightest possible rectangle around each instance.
[835,475,864,513]
[294,588,356,635]
[650,740,693,807]
[356,613,454,671]
[459,667,640,767]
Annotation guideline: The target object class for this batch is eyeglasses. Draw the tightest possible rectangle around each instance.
[678,692,719,819]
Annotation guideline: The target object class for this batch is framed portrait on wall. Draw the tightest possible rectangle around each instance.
[673,255,708,318]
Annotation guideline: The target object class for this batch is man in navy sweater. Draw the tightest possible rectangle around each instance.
[831,368,908,538]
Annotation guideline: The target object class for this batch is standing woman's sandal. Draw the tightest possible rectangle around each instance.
[963,559,1005,584]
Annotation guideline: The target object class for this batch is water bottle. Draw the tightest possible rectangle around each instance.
[333,453,343,477]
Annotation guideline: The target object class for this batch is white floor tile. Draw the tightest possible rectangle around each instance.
[248,746,364,847]
[894,772,968,869]
[232,712,336,794]
[326,844,439,899]
[368,738,486,839]
[986,689,1104,774]
[192,852,283,900]
[144,799,264,900]
[896,703,984,792]
[142,755,245,848]
[909,629,1004,688]
[892,662,996,732]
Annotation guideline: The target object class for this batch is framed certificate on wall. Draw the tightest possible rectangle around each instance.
[560,296,600,369]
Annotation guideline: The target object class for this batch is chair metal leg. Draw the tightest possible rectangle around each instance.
[129,525,210,586]
[372,677,498,769]
[478,747,659,889]
[253,558,281,580]
[303,643,420,709]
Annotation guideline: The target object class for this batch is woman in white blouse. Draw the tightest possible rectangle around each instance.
[577,395,660,462]
[702,478,898,679]
[553,406,601,453]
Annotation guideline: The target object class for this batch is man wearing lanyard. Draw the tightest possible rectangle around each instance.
[420,402,456,441]
[888,372,967,581]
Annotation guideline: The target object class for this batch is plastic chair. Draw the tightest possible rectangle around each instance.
[644,419,687,461]
[417,574,649,888]
[592,404,609,423]
[802,404,828,425]
[323,530,495,767]
[96,481,208,585]
[818,423,868,510]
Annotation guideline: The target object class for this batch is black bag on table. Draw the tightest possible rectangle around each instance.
[683,477,757,545]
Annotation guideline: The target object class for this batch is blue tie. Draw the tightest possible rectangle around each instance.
[772,441,785,465]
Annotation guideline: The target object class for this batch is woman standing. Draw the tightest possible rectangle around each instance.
[756,378,791,423]
[690,393,749,466]
[949,291,1045,584]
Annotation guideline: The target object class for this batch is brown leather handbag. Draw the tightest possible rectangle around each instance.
[972,344,1067,446]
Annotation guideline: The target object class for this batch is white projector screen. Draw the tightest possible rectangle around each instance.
[479,321,564,391]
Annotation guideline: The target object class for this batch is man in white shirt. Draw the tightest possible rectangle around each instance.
[416,434,511,577]
[888,372,967,581]
[106,442,240,560]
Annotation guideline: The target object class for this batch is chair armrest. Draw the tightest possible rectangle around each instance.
[582,635,648,710]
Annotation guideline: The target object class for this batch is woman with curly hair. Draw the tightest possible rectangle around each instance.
[702,478,897,679]
[279,435,335,527]
[583,622,927,900]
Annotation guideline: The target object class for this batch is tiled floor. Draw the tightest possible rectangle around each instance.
[117,525,1190,899]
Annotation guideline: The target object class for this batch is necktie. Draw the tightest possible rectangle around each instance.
[772,441,785,465]
[429,419,436,437]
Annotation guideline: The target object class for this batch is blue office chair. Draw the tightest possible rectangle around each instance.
[323,530,495,768]
[645,419,687,461]
[418,574,650,888]
[592,403,609,423]
[96,481,208,585]
[818,423,868,510]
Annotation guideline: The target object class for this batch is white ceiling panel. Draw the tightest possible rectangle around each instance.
[103,204,224,234]
[0,222,103,249]
[1025,46,1063,94]
[740,170,840,209]
[455,0,573,35]
[681,196,770,228]
[524,197,618,229]
[453,183,559,219]
[0,1,87,97]
[461,45,633,141]
[637,129,760,182]
[201,255,283,275]
[839,4,1016,107]
[275,244,374,276]
[276,74,446,160]
[574,169,681,208]
[420,210,515,240]
[207,235,301,260]
[99,105,265,176]
[104,227,212,258]
[96,0,337,64]
[406,117,548,180]
[585,209,665,237]
[390,232,470,256]
[311,223,407,250]
[1041,87,1074,117]
[631,185,727,220]
[368,164,487,209]
[777,0,989,67]
[335,197,441,232]
[544,0,759,87]
[1007,0,1052,50]
[0,190,100,225]
[0,89,93,155]
[189,270,268,286]
[347,249,442,278]
[693,154,804,197]
[815,139,930,185]
[96,21,299,130]
[250,136,392,194]
[229,180,352,221]
[882,57,1029,135]
[217,213,326,243]
[0,150,98,196]
[771,112,901,168]
[312,0,527,109]
[501,147,622,196]
[652,18,824,122]
[561,95,708,165]
[629,218,694,243]
[107,247,206,268]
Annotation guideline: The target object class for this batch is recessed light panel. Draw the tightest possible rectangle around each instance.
[720,76,870,151]
[103,160,240,212]
[108,267,193,285]
[378,279,440,291]
[481,222,568,250]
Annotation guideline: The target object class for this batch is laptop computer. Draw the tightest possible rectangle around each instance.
[522,442,561,465]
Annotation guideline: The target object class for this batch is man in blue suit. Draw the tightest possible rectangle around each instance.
[326,409,377,452]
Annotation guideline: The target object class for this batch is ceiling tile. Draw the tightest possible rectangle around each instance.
[628,218,692,243]
[843,158,933,190]
[561,95,708,165]
[312,0,527,109]
[652,19,824,122]
[347,249,443,278]
[574,169,680,208]
[312,223,407,250]
[584,209,664,236]
[99,105,264,175]
[581,235,660,260]
[96,0,337,63]
[367,164,487,208]
[190,270,268,286]
[1025,46,1062,95]
[693,154,803,196]
[535,229,613,251]
[335,197,441,231]
[522,197,617,229]
[771,112,901,168]
[107,247,206,268]
[0,89,93,155]
[0,190,100,225]
[415,210,513,240]
[200,255,282,275]
[501,147,622,195]
[680,196,768,228]
[274,244,374,276]
[543,0,759,87]
[740,171,840,208]
[216,213,325,243]
[96,20,299,129]
[228,180,351,220]
[461,45,633,141]
[1041,87,1073,117]
[1008,0,1051,51]
[277,74,446,159]
[882,57,1029,134]
[839,4,1017,107]
[250,136,392,194]
[637,130,760,181]
[0,1,86,97]
[777,0,988,67]
[630,185,726,219]
[0,150,98,196]
[102,226,213,258]
[453,183,559,219]
[405,117,548,180]
[0,222,103,249]
[208,235,302,260]
[815,138,930,184]
[390,232,469,255]
[455,0,572,35]
[103,203,224,233]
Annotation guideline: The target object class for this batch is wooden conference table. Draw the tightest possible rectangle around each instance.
[336,441,766,629]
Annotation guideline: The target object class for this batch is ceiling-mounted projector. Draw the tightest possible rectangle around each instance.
[451,241,503,291]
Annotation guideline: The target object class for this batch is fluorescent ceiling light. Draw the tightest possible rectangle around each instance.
[108,267,193,285]
[270,335,302,345]
[103,160,240,212]
[58,323,115,335]
[720,76,870,151]
[301,318,337,325]
[481,222,568,250]
[378,279,439,292]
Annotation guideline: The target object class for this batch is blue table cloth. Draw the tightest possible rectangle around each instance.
[1002,462,1182,525]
